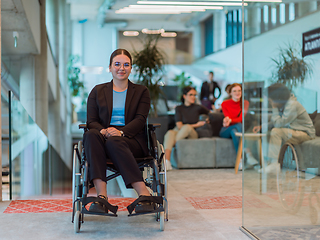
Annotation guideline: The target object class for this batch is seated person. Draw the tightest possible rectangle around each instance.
[219,83,250,150]
[83,49,154,214]
[253,83,315,173]
[164,86,210,170]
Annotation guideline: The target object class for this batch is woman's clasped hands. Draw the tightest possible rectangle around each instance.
[100,127,122,138]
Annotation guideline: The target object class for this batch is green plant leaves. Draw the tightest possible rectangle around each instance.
[132,35,167,117]
[271,43,313,88]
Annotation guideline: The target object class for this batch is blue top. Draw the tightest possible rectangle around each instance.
[110,89,127,126]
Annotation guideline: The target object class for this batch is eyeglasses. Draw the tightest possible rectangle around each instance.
[113,62,131,68]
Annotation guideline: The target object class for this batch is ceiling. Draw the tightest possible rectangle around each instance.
[67,0,243,31]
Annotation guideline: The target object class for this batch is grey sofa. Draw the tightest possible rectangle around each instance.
[170,112,238,169]
[171,137,236,169]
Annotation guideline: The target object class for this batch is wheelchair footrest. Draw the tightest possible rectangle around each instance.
[127,195,163,215]
[128,206,164,217]
[79,196,119,215]
[82,208,118,217]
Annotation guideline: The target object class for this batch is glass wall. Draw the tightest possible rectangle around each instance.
[242,0,320,238]
[3,91,71,200]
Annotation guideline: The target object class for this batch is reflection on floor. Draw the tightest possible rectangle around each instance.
[243,167,320,239]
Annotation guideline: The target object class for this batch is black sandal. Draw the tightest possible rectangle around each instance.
[127,195,164,215]
[135,195,156,213]
[89,195,109,213]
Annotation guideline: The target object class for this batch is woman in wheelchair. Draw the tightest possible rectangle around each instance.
[253,83,315,173]
[83,49,154,214]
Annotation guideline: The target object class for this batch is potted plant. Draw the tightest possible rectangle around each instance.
[67,55,87,122]
[132,35,166,117]
[271,43,313,89]
[172,71,193,101]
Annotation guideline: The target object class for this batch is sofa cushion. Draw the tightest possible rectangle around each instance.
[215,138,237,168]
[312,113,320,136]
[171,138,216,168]
[309,110,317,121]
[300,137,320,168]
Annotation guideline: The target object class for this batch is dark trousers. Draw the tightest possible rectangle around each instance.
[83,129,145,188]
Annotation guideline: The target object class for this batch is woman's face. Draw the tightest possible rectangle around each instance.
[230,85,242,101]
[183,89,197,105]
[109,54,132,82]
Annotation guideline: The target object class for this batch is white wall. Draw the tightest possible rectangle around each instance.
[21,0,41,53]
[72,20,118,94]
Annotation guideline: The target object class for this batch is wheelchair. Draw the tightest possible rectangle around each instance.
[71,123,168,233]
[276,141,320,224]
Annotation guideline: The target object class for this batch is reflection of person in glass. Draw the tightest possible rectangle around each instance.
[253,83,315,173]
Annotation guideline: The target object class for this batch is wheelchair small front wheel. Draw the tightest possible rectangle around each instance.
[74,210,81,233]
[159,211,165,231]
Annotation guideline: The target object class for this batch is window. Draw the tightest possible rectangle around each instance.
[226,9,242,47]
[204,15,213,55]
[279,3,285,24]
[289,3,295,21]
[271,7,277,25]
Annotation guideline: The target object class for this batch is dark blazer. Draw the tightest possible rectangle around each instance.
[86,80,151,155]
[200,81,221,103]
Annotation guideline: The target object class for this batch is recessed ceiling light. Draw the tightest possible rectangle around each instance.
[161,32,177,37]
[123,31,139,36]
[142,28,165,34]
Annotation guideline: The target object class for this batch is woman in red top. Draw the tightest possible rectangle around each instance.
[219,83,249,152]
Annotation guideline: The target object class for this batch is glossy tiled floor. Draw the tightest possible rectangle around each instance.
[0,169,249,240]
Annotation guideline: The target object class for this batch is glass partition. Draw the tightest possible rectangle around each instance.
[243,1,320,238]
[8,91,71,200]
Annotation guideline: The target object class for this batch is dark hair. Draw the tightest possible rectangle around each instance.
[109,49,132,67]
[267,83,291,107]
[209,71,214,75]
[225,84,231,93]
[181,86,196,103]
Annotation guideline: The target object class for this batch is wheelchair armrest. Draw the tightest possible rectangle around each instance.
[79,124,88,132]
[148,123,161,131]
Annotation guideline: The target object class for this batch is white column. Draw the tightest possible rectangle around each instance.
[192,25,202,59]
[213,11,226,52]
[298,1,317,17]
[20,56,36,120]
[111,25,118,50]
[246,7,260,39]
[34,0,48,135]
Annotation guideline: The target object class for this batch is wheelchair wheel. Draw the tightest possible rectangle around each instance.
[277,142,304,214]
[72,141,82,205]
[74,210,81,233]
[159,211,165,231]
[158,141,167,230]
